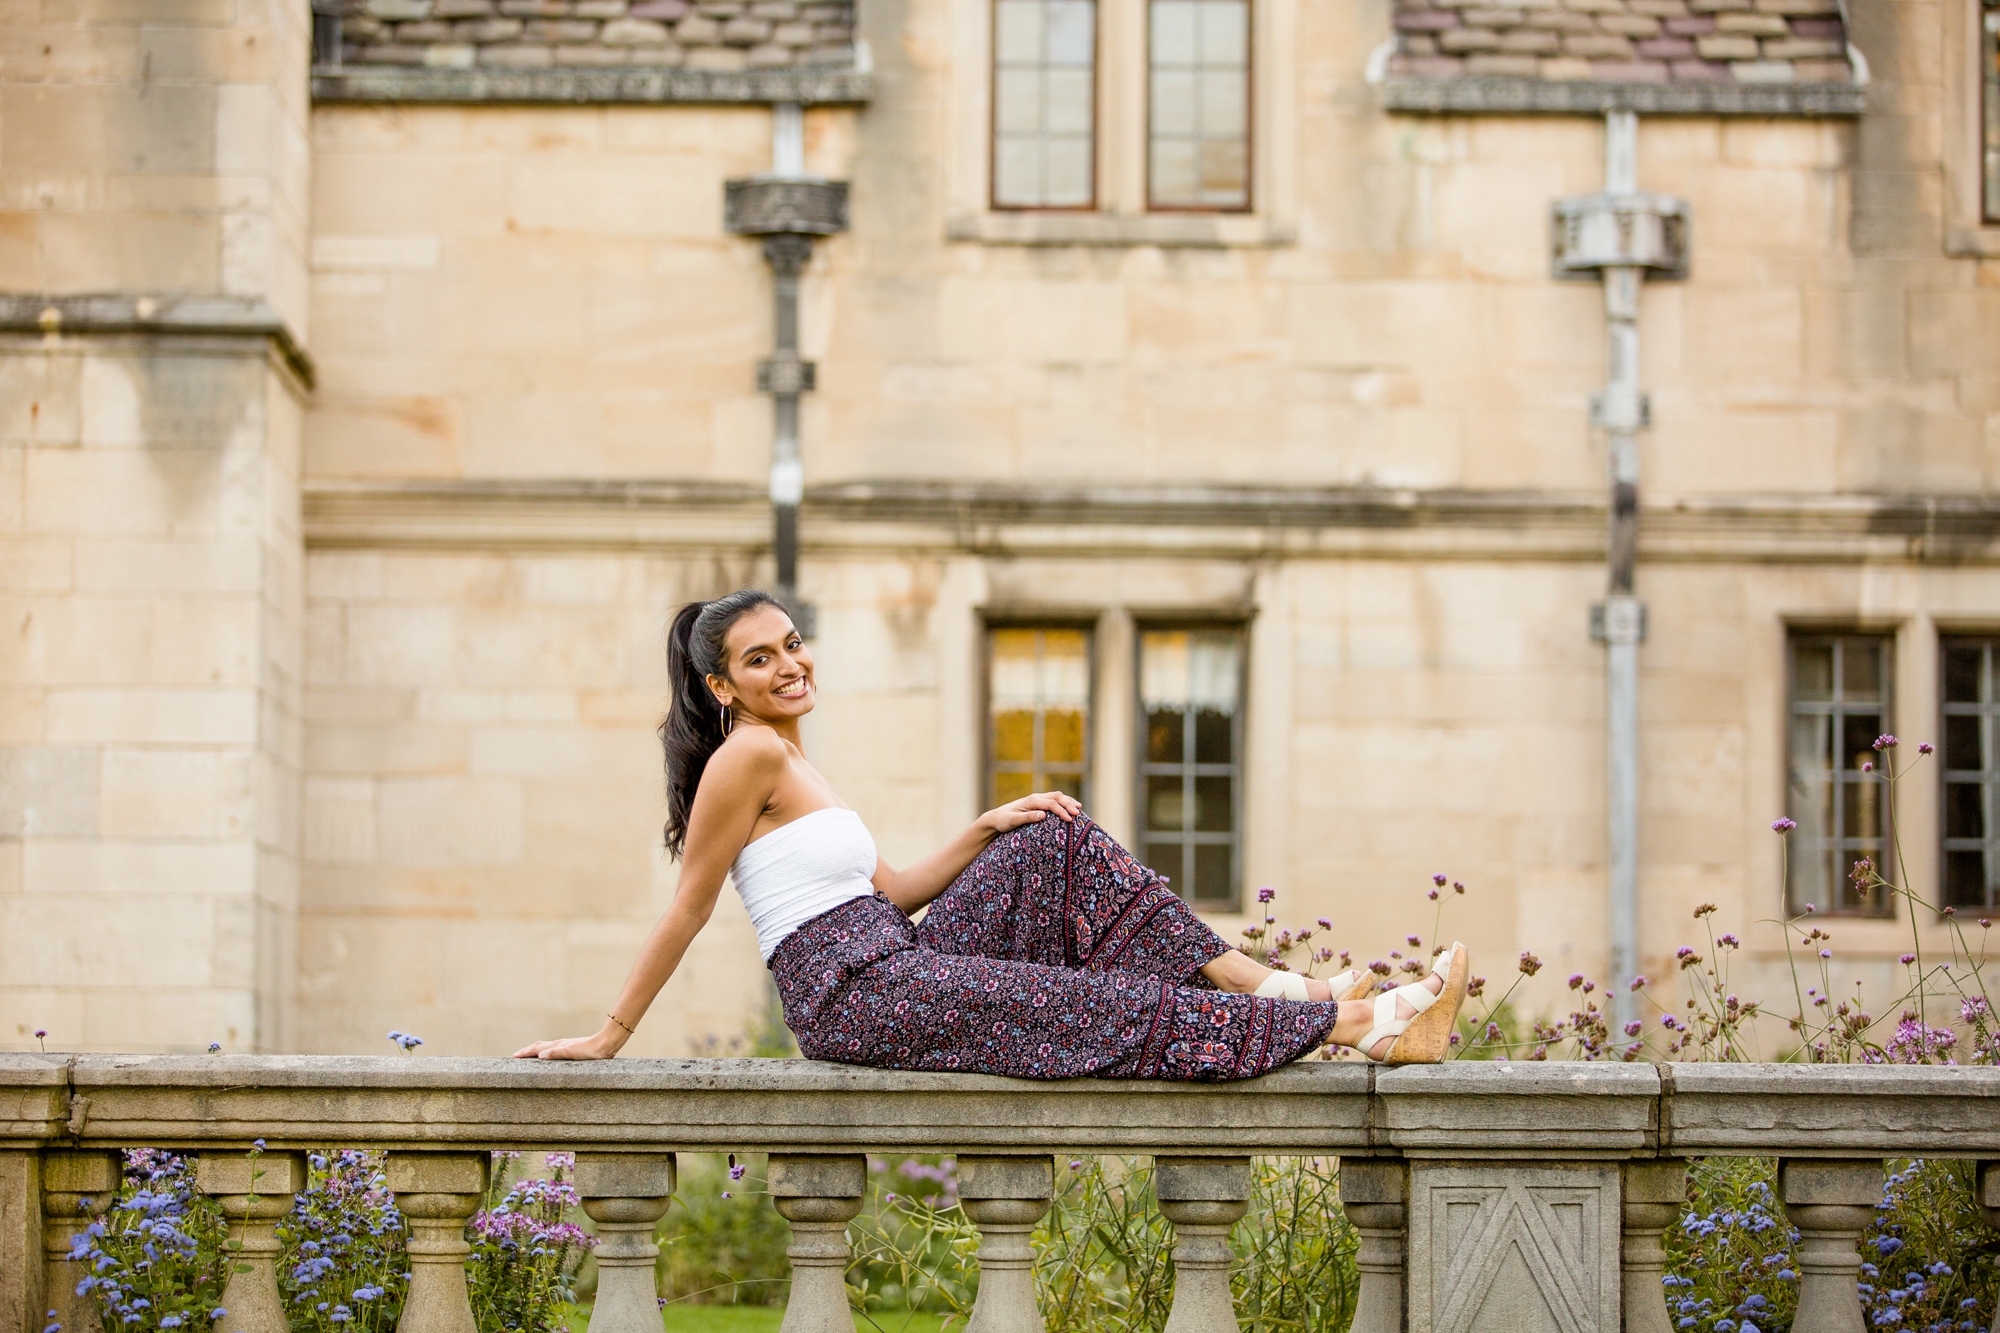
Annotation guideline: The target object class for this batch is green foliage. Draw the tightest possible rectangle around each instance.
[846,1155,1357,1333]
[658,1154,798,1306]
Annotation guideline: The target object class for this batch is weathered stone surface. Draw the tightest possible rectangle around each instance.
[1408,1161,1622,1333]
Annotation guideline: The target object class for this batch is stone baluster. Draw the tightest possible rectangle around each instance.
[1155,1157,1249,1333]
[41,1150,122,1333]
[1622,1160,1686,1333]
[958,1156,1054,1333]
[387,1152,489,1333]
[1337,1159,1405,1333]
[1977,1162,2000,1333]
[1777,1157,1881,1333]
[198,1149,309,1333]
[576,1153,676,1333]
[768,1154,866,1333]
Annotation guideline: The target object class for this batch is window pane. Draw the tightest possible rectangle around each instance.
[996,0,1043,61]
[1841,711,1883,771]
[1198,139,1248,200]
[1946,644,1984,703]
[994,137,1042,205]
[1146,774,1185,831]
[1044,707,1085,764]
[1152,0,1196,61]
[1194,773,1232,831]
[994,709,1034,762]
[1043,137,1093,206]
[988,626,1089,809]
[994,771,1035,804]
[1194,706,1232,764]
[1151,69,1199,135]
[1044,67,1093,134]
[1144,840,1186,888]
[1947,781,1985,839]
[992,0,1095,209]
[1948,849,1988,908]
[1841,638,1883,699]
[1947,713,1983,772]
[1793,641,1833,701]
[1046,0,1094,62]
[1150,139,1198,205]
[1192,842,1232,902]
[1199,0,1247,64]
[1147,708,1184,764]
[1200,70,1247,137]
[996,68,1044,132]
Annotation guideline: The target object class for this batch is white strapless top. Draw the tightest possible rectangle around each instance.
[731,807,879,961]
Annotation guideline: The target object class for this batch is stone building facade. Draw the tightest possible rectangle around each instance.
[2,0,1998,1056]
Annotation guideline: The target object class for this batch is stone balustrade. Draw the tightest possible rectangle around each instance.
[3,1056,1998,1333]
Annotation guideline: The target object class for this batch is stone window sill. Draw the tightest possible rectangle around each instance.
[1945,225,2000,258]
[946,211,1294,248]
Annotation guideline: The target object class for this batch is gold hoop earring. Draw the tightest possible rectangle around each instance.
[719,703,733,737]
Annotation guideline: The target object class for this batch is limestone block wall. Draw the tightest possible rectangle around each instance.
[0,344,306,1053]
[306,104,785,483]
[0,1,312,1052]
[299,547,776,1054]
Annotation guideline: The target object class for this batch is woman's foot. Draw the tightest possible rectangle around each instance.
[1327,943,1467,1062]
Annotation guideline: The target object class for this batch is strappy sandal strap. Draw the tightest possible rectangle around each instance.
[1254,967,1364,1003]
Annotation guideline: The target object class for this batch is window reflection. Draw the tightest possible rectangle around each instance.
[988,626,1091,808]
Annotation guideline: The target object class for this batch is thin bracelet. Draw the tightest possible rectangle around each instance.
[607,1012,637,1036]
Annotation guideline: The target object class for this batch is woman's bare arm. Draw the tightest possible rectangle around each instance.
[872,790,1083,914]
[512,731,785,1059]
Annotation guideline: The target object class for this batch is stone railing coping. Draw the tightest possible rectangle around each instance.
[6,1056,2000,1159]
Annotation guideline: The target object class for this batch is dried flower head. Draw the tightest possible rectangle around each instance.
[1694,903,1717,918]
[1518,951,1543,977]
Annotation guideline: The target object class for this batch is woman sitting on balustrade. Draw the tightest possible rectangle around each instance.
[515,589,1469,1077]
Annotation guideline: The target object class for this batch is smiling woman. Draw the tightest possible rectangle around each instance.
[512,591,1471,1074]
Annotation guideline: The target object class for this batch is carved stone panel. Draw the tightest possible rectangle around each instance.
[1407,1161,1621,1333]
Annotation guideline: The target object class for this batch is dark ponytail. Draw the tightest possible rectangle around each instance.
[661,588,784,860]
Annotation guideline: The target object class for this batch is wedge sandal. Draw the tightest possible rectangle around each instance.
[1353,941,1469,1065]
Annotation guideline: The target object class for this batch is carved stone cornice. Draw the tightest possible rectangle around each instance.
[300,477,2000,564]
[0,294,314,390]
[1382,77,1866,118]
[311,65,874,107]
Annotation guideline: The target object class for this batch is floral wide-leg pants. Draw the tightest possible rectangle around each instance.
[768,813,1340,1081]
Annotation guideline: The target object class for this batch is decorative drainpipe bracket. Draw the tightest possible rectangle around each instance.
[724,165,850,639]
[1550,191,1690,280]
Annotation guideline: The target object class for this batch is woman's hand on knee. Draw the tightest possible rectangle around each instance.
[979,791,1083,834]
[512,1032,620,1060]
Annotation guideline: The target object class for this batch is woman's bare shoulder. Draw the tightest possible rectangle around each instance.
[704,726,790,782]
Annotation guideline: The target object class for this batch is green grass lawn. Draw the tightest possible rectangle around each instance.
[571,1305,956,1333]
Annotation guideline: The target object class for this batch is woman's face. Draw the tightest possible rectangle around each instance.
[710,604,815,724]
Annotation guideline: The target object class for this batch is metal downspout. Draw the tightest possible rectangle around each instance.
[723,102,851,635]
[1554,111,1689,1034]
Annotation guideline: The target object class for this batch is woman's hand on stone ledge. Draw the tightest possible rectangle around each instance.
[512,1027,623,1060]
